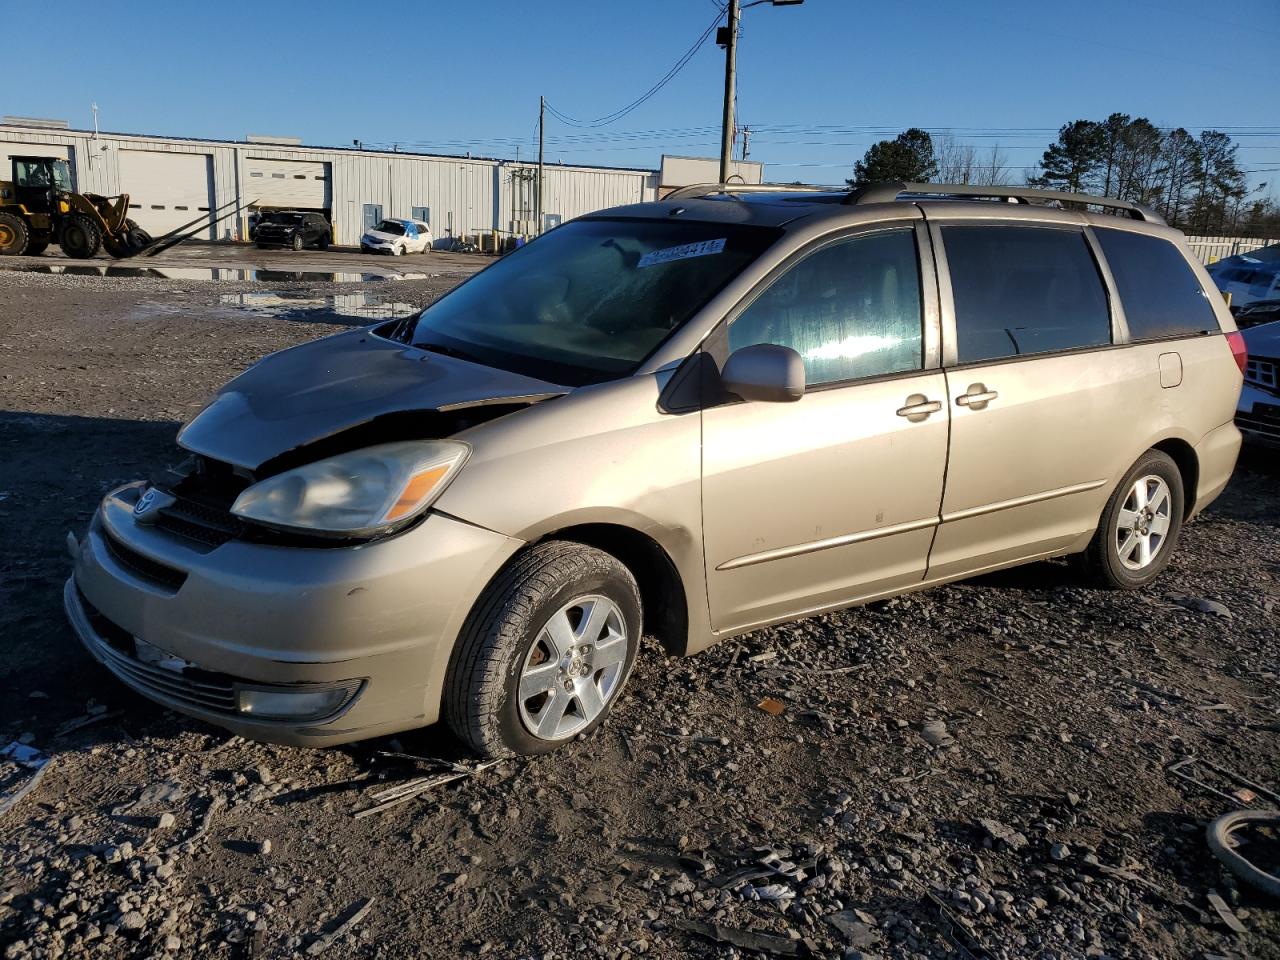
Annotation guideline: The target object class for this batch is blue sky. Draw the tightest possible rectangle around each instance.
[7,0,1279,193]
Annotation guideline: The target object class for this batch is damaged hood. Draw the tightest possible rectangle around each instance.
[178,329,565,470]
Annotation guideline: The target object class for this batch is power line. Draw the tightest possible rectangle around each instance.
[543,10,723,128]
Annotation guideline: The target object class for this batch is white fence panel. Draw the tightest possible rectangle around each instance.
[1185,235,1277,264]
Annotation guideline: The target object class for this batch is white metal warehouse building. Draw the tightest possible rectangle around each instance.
[0,119,660,247]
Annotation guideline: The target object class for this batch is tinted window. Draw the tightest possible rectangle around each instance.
[729,229,923,386]
[1095,228,1220,340]
[943,226,1110,363]
[403,218,779,386]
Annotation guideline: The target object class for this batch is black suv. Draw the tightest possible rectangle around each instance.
[254,211,331,251]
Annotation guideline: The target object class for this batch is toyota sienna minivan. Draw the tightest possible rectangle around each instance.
[65,182,1245,757]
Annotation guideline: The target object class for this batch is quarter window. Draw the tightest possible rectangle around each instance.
[729,229,923,386]
[1093,228,1219,340]
[943,226,1111,363]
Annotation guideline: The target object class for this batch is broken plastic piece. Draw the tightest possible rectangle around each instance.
[757,697,785,716]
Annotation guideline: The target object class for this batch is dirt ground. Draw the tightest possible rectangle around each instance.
[0,253,1277,960]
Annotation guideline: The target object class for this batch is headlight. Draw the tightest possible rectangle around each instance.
[230,440,468,536]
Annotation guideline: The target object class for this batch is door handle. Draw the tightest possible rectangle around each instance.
[955,383,998,410]
[896,394,942,422]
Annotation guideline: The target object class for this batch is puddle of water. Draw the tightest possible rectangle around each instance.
[0,264,428,282]
[219,292,421,322]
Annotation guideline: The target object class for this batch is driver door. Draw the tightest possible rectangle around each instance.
[701,223,949,633]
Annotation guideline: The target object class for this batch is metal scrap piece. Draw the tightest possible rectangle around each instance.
[306,897,375,956]
[671,918,802,956]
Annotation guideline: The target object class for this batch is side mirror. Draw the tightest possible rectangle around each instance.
[720,343,805,403]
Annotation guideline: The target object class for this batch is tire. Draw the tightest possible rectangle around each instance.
[59,214,102,259]
[0,212,30,255]
[317,233,330,251]
[445,541,642,758]
[256,241,269,249]
[290,233,304,252]
[1078,449,1184,589]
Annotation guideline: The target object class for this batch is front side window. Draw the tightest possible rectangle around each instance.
[943,225,1111,363]
[1093,228,1220,340]
[729,229,923,386]
[401,218,780,386]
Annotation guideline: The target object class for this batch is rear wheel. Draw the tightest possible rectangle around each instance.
[59,214,102,259]
[0,212,30,255]
[445,542,641,758]
[317,232,330,250]
[1078,449,1184,589]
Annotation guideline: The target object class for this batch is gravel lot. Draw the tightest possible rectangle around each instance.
[0,259,1277,960]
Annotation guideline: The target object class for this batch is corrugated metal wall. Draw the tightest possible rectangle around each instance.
[0,126,659,246]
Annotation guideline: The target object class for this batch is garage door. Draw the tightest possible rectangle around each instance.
[244,158,331,209]
[118,150,215,238]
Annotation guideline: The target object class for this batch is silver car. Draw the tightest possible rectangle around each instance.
[65,183,1245,757]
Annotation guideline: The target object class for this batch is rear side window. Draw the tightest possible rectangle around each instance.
[729,229,923,386]
[1093,228,1219,340]
[943,226,1111,363]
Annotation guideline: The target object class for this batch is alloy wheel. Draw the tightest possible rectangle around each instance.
[1114,474,1172,571]
[517,595,628,741]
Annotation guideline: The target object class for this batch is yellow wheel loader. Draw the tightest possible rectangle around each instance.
[0,156,151,258]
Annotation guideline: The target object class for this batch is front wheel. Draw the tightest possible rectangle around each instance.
[1078,449,1184,589]
[445,542,641,758]
[290,233,304,252]
[60,214,103,259]
[317,233,330,250]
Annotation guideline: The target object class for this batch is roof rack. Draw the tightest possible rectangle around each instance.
[662,182,838,201]
[846,181,1164,223]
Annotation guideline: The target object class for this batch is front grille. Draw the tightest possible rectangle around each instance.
[103,532,188,592]
[155,495,249,549]
[1245,356,1278,391]
[75,588,239,715]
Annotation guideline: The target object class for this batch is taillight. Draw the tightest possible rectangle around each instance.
[1227,331,1248,375]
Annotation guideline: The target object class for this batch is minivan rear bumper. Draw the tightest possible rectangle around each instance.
[1191,419,1243,518]
[66,483,522,746]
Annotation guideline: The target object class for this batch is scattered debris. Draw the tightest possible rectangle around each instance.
[1206,891,1248,934]
[305,897,375,956]
[0,742,51,818]
[670,918,803,956]
[977,818,1029,852]
[165,794,224,855]
[1176,596,1233,619]
[920,719,954,747]
[756,697,786,717]
[55,709,123,738]
[353,760,498,818]
[1206,810,1280,899]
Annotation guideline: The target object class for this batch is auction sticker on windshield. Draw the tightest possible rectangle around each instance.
[637,237,727,269]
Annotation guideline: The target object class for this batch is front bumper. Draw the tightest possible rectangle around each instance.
[65,483,522,746]
[1236,382,1280,448]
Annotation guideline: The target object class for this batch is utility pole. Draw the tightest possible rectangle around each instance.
[718,0,740,184]
[537,95,545,235]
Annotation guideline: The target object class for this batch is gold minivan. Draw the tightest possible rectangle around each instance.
[65,183,1246,757]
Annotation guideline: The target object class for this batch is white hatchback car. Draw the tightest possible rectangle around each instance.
[361,218,433,256]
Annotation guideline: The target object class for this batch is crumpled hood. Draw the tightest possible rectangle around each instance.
[362,229,400,243]
[178,329,564,470]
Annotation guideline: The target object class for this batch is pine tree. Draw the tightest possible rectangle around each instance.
[848,128,937,186]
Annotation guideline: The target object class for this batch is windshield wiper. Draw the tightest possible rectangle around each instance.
[412,341,486,365]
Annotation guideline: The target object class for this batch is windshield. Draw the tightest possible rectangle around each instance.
[399,218,779,385]
[375,220,406,236]
[50,160,73,192]
[272,213,303,225]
